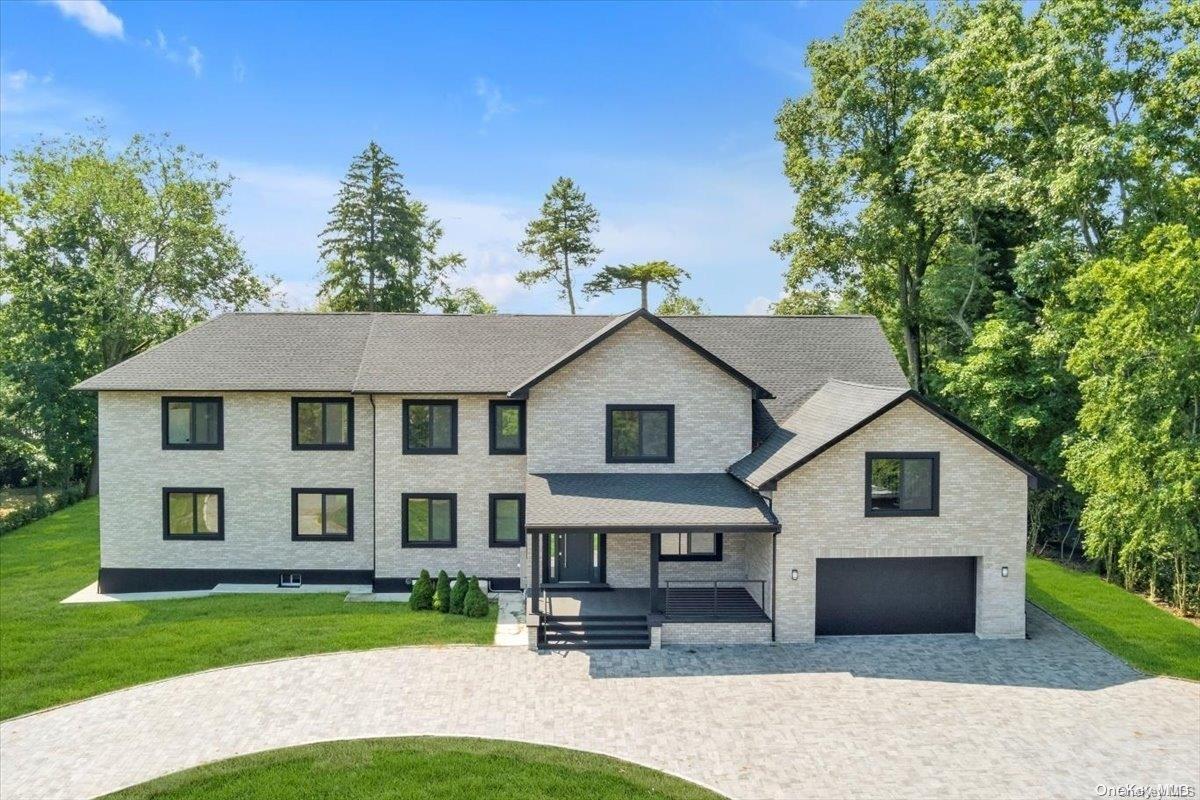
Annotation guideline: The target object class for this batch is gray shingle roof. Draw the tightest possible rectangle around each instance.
[73,311,908,439]
[525,473,779,531]
[730,380,910,489]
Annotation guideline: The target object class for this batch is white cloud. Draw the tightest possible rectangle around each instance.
[744,296,774,315]
[187,46,204,77]
[0,68,113,139]
[738,26,810,84]
[147,30,204,78]
[46,0,124,40]
[473,77,515,124]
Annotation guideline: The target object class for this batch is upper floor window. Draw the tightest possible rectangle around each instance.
[606,404,674,463]
[292,488,354,540]
[402,493,457,547]
[404,400,457,454]
[659,532,722,561]
[489,493,525,547]
[162,397,223,450]
[162,488,224,540]
[489,400,525,455]
[292,398,353,450]
[865,452,939,517]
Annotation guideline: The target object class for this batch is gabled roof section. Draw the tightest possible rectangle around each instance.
[730,380,1051,490]
[507,308,773,399]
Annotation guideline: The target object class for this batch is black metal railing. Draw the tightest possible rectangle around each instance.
[663,580,767,619]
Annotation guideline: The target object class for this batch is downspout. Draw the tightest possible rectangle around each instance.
[370,393,377,588]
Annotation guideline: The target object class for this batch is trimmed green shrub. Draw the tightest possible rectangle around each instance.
[450,571,468,614]
[433,570,451,613]
[0,484,88,535]
[409,569,433,610]
[463,575,489,618]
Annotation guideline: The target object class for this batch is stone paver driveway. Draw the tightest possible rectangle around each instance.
[2,605,1197,800]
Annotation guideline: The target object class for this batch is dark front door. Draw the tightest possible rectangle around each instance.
[815,556,977,635]
[547,533,603,583]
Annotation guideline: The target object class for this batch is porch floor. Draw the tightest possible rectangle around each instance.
[536,587,769,622]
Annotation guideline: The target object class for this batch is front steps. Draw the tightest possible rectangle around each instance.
[539,615,650,650]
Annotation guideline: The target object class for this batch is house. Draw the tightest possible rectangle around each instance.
[74,308,1044,649]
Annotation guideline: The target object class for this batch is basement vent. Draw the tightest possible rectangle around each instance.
[279,573,302,588]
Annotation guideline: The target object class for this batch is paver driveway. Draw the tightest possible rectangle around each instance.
[1,605,1197,800]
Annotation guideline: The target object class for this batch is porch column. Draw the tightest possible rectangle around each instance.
[529,531,540,599]
[649,532,660,613]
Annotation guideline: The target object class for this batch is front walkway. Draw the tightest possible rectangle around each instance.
[2,606,1197,800]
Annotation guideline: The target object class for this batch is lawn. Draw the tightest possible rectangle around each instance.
[0,498,496,720]
[101,738,723,800]
[1027,555,1200,681]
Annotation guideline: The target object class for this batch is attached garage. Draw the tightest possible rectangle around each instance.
[815,557,977,635]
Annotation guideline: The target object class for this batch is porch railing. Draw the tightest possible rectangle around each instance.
[663,580,767,619]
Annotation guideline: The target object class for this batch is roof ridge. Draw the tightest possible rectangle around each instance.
[826,378,911,390]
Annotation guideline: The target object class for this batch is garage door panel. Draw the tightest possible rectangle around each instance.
[815,557,976,635]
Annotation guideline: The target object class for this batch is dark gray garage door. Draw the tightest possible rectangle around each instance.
[815,557,976,635]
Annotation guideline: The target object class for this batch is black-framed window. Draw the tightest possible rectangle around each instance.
[659,532,722,561]
[489,493,525,547]
[403,400,457,454]
[162,488,224,540]
[161,397,223,450]
[865,452,940,516]
[291,398,354,450]
[402,493,457,547]
[291,488,354,540]
[606,404,674,463]
[489,400,526,455]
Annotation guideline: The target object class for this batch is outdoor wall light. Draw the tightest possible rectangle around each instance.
[1001,566,1009,577]
[790,568,799,581]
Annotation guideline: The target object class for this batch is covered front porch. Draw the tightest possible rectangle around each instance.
[534,584,770,622]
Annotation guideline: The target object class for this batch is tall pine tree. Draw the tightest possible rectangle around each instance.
[516,177,601,314]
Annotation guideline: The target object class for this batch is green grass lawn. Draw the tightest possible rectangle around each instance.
[101,738,723,800]
[1027,555,1200,681]
[0,498,496,720]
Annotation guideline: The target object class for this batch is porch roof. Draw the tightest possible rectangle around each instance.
[525,472,779,533]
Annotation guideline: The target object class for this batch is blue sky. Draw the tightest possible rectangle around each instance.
[1,0,857,314]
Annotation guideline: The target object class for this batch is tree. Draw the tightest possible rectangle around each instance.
[772,290,833,315]
[656,292,707,316]
[582,261,690,310]
[409,569,433,610]
[435,287,497,314]
[516,177,601,314]
[449,570,469,614]
[318,142,465,312]
[433,569,451,613]
[0,131,273,493]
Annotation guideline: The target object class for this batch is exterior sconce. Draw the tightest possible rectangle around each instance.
[1001,566,1009,578]
[790,569,799,581]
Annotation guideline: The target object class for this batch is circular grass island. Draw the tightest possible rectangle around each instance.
[101,737,725,800]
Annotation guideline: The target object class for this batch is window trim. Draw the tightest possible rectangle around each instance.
[488,400,526,455]
[291,397,355,451]
[161,397,224,450]
[162,487,225,540]
[488,493,525,548]
[291,488,355,541]
[402,399,459,455]
[658,532,723,562]
[401,492,458,548]
[605,404,675,464]
[864,451,940,517]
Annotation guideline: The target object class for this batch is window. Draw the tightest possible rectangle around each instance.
[606,404,674,463]
[291,489,354,540]
[161,397,223,449]
[865,452,939,516]
[659,532,722,561]
[489,400,525,455]
[403,400,457,454]
[489,493,525,547]
[402,494,457,547]
[162,488,224,540]
[291,398,353,450]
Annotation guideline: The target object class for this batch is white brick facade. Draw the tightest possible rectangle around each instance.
[660,621,773,646]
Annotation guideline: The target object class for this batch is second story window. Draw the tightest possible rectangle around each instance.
[865,452,939,516]
[162,397,223,450]
[489,400,525,454]
[404,400,457,454]
[606,404,674,463]
[292,398,353,450]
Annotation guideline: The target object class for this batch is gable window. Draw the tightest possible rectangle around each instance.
[606,404,674,463]
[659,532,722,561]
[292,398,353,450]
[489,493,525,547]
[162,488,224,540]
[403,400,457,454]
[292,488,354,540]
[162,397,223,450]
[865,452,939,516]
[402,493,457,547]
[489,400,526,455]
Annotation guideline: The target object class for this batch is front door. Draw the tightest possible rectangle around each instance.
[546,533,604,583]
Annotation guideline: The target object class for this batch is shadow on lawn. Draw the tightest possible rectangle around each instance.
[579,604,1144,691]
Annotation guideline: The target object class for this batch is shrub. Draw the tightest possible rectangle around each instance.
[450,571,468,614]
[432,570,451,613]
[409,569,433,610]
[0,484,88,535]
[463,575,489,618]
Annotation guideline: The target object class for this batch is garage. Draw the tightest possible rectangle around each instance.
[815,557,977,635]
